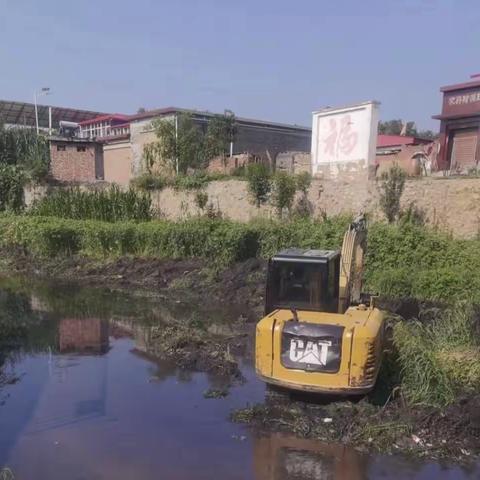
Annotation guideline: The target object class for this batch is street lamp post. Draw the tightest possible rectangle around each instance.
[34,87,51,134]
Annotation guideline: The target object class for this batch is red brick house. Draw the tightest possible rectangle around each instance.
[49,137,104,183]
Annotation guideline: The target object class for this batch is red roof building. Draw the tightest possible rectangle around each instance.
[78,114,130,139]
[376,134,432,150]
[432,75,480,172]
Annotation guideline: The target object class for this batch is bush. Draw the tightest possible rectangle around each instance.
[131,173,167,191]
[271,171,297,218]
[0,164,25,213]
[399,202,426,227]
[378,165,406,223]
[366,222,480,302]
[194,191,209,211]
[296,171,312,195]
[292,195,313,219]
[29,186,152,222]
[231,165,246,177]
[246,163,271,207]
[131,171,232,192]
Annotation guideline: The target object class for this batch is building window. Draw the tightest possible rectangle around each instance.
[57,145,66,151]
[77,146,86,152]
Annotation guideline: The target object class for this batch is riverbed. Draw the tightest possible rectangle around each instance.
[0,277,477,480]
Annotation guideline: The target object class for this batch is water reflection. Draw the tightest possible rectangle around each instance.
[59,318,109,354]
[253,433,367,480]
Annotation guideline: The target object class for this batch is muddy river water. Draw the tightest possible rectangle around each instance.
[0,278,478,480]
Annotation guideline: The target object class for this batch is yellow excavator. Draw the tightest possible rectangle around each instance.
[255,215,386,395]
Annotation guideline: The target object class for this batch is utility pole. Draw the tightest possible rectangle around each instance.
[48,106,52,135]
[34,87,51,134]
[174,113,179,175]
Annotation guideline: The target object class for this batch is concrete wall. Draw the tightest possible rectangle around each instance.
[151,177,480,238]
[129,118,168,175]
[104,141,133,186]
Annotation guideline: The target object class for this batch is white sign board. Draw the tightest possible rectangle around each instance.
[311,101,379,177]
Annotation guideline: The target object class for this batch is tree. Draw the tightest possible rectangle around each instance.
[416,129,438,141]
[203,111,237,164]
[378,120,438,140]
[271,171,297,218]
[0,126,50,181]
[293,172,313,218]
[378,119,417,136]
[144,113,203,174]
[246,163,271,207]
[296,171,312,196]
[378,164,406,223]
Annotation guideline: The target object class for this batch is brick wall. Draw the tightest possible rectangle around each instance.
[276,152,312,174]
[207,153,260,174]
[49,140,104,183]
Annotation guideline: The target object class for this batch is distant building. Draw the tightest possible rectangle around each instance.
[376,134,432,152]
[49,137,104,183]
[433,74,480,172]
[85,107,312,184]
[78,114,130,139]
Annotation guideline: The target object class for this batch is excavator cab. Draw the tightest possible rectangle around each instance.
[265,249,340,316]
[256,216,386,395]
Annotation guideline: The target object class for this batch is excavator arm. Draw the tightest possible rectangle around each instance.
[338,214,367,313]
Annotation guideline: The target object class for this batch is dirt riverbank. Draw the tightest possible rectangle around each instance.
[231,392,480,463]
[0,247,267,320]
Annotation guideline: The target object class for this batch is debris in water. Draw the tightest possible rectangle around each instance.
[411,434,422,445]
[322,418,333,423]
[203,388,229,399]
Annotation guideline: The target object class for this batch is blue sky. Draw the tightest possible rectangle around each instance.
[0,0,479,130]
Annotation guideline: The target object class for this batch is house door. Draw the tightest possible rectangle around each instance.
[450,128,478,171]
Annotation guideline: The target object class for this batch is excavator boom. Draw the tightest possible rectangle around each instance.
[338,214,367,313]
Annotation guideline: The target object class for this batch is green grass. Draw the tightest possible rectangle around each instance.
[0,215,350,265]
[392,303,480,407]
[130,171,242,191]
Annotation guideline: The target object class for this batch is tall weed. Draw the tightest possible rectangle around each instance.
[29,186,152,222]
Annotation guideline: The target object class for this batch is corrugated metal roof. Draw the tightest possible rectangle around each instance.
[0,100,106,128]
[128,106,311,131]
